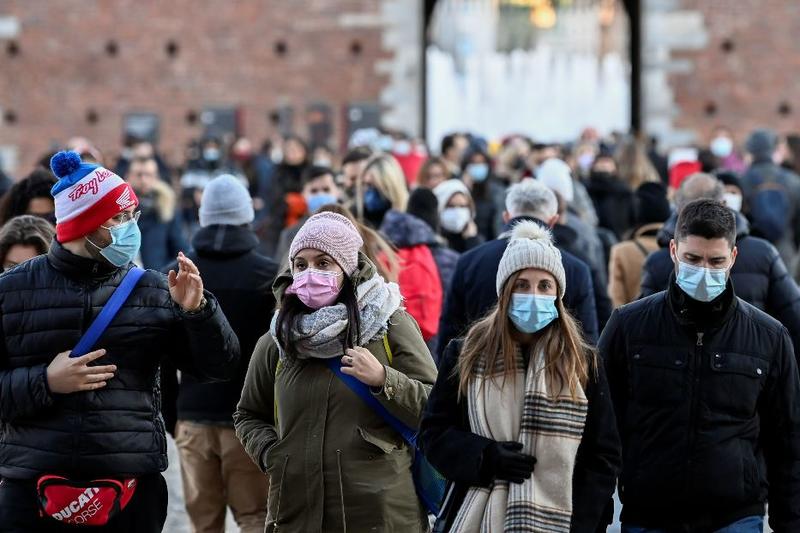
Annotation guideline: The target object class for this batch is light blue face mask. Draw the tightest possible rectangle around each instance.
[466,163,489,182]
[508,293,559,334]
[87,219,142,267]
[676,260,728,302]
[306,193,338,214]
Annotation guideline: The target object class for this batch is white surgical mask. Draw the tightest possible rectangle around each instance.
[723,192,743,212]
[440,207,472,233]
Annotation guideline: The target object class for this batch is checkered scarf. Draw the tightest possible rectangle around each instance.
[450,349,588,533]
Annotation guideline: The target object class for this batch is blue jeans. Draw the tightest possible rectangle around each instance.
[622,515,764,533]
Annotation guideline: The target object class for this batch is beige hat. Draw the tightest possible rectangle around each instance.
[496,220,565,297]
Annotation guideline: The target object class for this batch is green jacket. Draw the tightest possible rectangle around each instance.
[234,258,438,532]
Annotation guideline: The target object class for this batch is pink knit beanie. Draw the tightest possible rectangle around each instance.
[289,212,364,275]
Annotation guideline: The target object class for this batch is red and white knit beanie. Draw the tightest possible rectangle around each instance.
[49,151,139,243]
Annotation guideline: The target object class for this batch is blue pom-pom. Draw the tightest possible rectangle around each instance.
[50,151,82,178]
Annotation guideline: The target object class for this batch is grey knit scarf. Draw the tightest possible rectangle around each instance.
[270,272,402,361]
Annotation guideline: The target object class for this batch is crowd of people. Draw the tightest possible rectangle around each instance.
[0,123,798,532]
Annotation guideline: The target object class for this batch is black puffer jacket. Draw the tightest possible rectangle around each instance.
[640,211,800,353]
[600,280,800,530]
[161,224,278,432]
[0,241,239,479]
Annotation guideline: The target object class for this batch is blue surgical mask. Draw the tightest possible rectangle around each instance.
[466,163,489,182]
[508,293,559,334]
[675,260,728,302]
[306,193,338,214]
[364,187,391,214]
[87,220,142,267]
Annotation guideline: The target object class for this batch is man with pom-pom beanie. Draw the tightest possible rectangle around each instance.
[0,151,239,532]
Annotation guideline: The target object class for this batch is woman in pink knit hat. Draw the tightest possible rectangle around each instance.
[235,211,437,532]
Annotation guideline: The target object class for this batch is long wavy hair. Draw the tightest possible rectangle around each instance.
[458,270,596,399]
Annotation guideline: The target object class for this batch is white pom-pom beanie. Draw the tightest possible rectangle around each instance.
[496,220,565,297]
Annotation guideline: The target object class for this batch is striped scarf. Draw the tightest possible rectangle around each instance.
[451,349,588,533]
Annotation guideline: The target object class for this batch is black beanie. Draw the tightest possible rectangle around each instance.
[407,188,440,232]
[635,181,671,226]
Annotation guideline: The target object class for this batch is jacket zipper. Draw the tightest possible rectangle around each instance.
[686,332,704,480]
[272,454,290,532]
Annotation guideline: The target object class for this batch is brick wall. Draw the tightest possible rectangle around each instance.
[646,0,800,147]
[0,0,396,175]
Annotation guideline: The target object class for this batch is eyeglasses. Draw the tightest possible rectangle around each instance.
[110,211,141,225]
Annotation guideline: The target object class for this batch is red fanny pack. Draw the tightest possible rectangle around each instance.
[37,475,137,526]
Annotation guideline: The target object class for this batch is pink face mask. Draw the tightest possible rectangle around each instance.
[286,268,342,309]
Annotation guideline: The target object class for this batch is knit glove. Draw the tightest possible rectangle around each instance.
[481,441,537,484]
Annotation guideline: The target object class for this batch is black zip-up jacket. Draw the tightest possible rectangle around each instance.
[640,211,800,354]
[160,224,277,432]
[420,339,621,532]
[0,241,239,479]
[600,279,800,531]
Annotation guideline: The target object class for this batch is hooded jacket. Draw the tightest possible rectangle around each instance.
[640,211,800,354]
[160,224,278,432]
[0,241,239,479]
[380,210,453,341]
[234,256,438,532]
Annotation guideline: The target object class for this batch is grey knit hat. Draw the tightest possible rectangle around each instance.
[289,212,364,275]
[199,174,255,228]
[496,221,565,297]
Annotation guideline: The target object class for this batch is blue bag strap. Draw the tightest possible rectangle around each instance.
[326,358,418,446]
[70,267,146,358]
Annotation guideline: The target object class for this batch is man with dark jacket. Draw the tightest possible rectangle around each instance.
[641,173,800,353]
[125,156,189,269]
[601,199,800,531]
[0,152,239,532]
[437,179,598,361]
[161,175,277,533]
[742,128,800,273]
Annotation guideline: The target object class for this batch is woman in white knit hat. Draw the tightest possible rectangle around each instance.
[420,221,621,533]
[432,178,485,253]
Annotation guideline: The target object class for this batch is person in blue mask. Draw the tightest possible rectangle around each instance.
[459,146,506,240]
[420,220,621,532]
[0,151,239,532]
[275,165,340,263]
[600,198,800,533]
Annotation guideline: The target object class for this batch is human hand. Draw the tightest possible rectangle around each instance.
[341,347,386,387]
[168,252,204,312]
[484,441,536,484]
[46,349,117,394]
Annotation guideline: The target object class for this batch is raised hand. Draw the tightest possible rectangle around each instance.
[168,252,204,312]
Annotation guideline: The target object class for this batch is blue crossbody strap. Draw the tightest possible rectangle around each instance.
[70,267,146,358]
[325,358,418,446]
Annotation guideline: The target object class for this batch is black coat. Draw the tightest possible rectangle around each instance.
[599,280,800,530]
[0,241,239,479]
[138,203,189,270]
[420,340,621,532]
[640,211,800,353]
[161,225,278,432]
[586,172,636,241]
[436,216,599,362]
